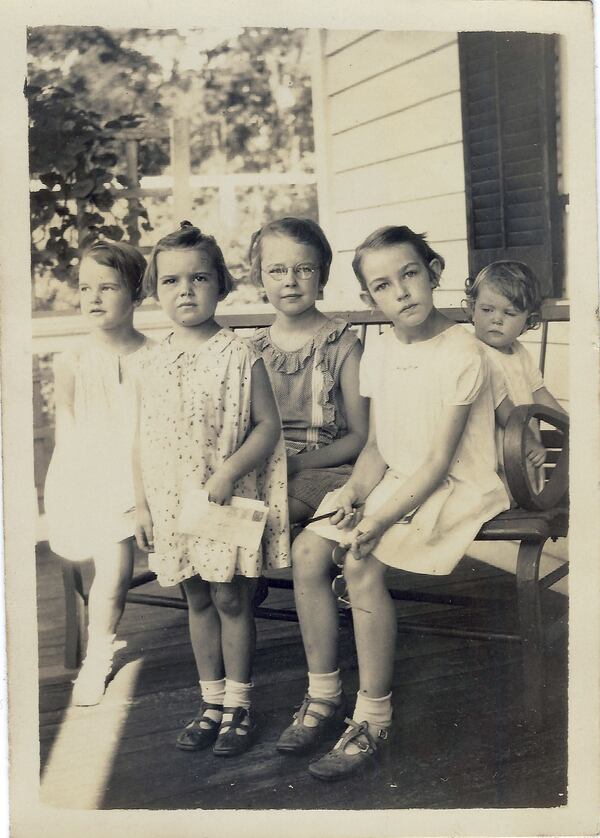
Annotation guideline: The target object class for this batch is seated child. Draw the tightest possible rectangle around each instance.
[285,225,510,780]
[464,260,567,497]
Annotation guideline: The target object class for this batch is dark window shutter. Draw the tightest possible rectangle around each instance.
[458,32,565,297]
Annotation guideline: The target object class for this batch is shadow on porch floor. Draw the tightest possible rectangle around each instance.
[37,543,567,811]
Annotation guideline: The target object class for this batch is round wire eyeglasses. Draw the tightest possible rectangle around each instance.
[262,264,319,281]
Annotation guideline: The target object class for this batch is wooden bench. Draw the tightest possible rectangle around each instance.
[60,303,569,719]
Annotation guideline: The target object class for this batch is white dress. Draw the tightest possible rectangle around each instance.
[481,339,545,496]
[44,337,154,561]
[139,329,290,585]
[309,325,510,575]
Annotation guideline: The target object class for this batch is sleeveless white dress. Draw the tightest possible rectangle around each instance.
[44,337,154,561]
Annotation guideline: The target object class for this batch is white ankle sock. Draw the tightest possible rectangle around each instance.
[223,679,252,711]
[300,670,343,728]
[308,670,342,702]
[221,680,253,736]
[353,690,393,737]
[198,678,225,728]
[200,677,226,707]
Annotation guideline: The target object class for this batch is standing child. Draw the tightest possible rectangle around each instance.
[297,225,510,780]
[247,217,369,755]
[133,222,289,757]
[465,260,567,496]
[44,240,152,706]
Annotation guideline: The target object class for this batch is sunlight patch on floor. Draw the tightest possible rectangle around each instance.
[40,658,142,809]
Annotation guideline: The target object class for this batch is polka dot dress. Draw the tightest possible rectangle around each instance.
[139,330,290,585]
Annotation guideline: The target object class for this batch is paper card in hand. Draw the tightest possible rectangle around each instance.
[177,489,269,553]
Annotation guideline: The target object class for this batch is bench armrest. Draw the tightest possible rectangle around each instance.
[503,404,569,512]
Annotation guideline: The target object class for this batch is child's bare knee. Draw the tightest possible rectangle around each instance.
[210,582,244,617]
[344,556,375,593]
[183,580,212,613]
[292,533,331,583]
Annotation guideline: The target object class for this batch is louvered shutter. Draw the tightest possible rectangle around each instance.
[458,32,564,297]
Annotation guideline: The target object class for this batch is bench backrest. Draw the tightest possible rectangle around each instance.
[217,301,569,375]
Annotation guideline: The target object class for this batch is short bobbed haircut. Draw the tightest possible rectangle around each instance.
[464,260,542,331]
[81,239,147,303]
[143,221,234,299]
[248,217,333,288]
[352,225,445,292]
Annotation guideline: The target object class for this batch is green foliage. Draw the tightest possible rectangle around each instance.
[27,28,164,301]
[190,28,314,173]
[28,26,315,311]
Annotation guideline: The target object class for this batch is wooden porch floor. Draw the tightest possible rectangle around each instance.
[37,543,567,811]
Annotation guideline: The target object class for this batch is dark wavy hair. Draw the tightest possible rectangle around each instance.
[463,260,542,331]
[352,226,445,292]
[248,217,333,288]
[81,239,147,303]
[143,221,234,299]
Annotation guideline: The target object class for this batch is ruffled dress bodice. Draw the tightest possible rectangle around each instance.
[248,318,359,455]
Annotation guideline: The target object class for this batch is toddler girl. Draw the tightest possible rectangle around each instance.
[297,225,510,780]
[247,217,368,755]
[465,260,567,495]
[133,222,289,757]
[44,239,152,706]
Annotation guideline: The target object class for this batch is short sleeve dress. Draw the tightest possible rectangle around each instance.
[44,337,154,561]
[308,325,510,575]
[139,329,290,586]
[482,339,545,497]
[248,318,360,513]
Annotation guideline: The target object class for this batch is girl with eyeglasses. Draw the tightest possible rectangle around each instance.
[247,217,369,755]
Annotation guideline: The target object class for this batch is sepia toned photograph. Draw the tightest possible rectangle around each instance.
[1,1,599,836]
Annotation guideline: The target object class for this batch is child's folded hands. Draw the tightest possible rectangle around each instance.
[348,515,388,559]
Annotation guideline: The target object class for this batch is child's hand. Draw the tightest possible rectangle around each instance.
[526,436,547,468]
[205,471,235,506]
[350,516,388,559]
[135,505,154,552]
[329,485,365,530]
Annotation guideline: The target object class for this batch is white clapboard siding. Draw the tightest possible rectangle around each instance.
[324,30,376,57]
[334,192,467,253]
[329,42,460,135]
[333,143,466,213]
[332,91,463,175]
[520,321,570,347]
[326,30,455,96]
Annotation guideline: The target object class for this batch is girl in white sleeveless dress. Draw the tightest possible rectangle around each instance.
[44,240,152,706]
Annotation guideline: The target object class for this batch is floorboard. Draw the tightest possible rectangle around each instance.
[36,542,567,811]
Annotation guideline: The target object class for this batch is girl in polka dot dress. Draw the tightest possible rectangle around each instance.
[133,222,289,758]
